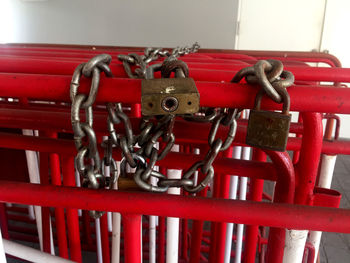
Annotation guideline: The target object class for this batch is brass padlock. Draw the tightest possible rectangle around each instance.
[246,89,291,152]
[141,78,200,116]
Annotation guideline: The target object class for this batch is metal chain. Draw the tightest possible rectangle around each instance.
[70,54,118,218]
[114,45,242,193]
[117,42,199,79]
[232,59,294,103]
[69,49,292,196]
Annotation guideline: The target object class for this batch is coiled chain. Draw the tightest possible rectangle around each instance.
[69,47,294,204]
[70,54,118,218]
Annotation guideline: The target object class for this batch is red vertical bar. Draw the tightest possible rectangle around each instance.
[101,213,111,263]
[189,187,209,263]
[46,131,69,259]
[295,113,323,205]
[210,148,233,263]
[189,145,209,263]
[181,146,190,261]
[83,210,93,249]
[123,214,142,263]
[61,155,82,263]
[293,114,303,164]
[265,151,295,263]
[208,167,222,262]
[130,103,141,118]
[38,150,52,253]
[0,203,9,239]
[244,149,266,263]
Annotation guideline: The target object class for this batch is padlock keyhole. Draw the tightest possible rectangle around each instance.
[161,97,179,112]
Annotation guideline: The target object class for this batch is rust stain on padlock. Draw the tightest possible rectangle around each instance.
[246,88,291,152]
[246,110,291,151]
[141,78,200,116]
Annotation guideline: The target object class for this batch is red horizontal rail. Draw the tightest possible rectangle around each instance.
[0,55,348,83]
[0,111,346,155]
[0,181,349,233]
[0,73,349,113]
[0,44,341,67]
[0,132,277,181]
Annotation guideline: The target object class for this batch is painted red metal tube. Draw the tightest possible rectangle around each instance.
[208,165,221,262]
[244,149,266,263]
[0,203,9,239]
[0,131,279,182]
[82,211,94,249]
[0,45,341,68]
[0,129,348,181]
[265,151,295,263]
[295,113,323,205]
[61,155,82,263]
[100,213,111,263]
[189,186,209,263]
[181,146,191,261]
[1,181,350,233]
[0,55,349,83]
[200,50,341,68]
[209,148,233,263]
[0,46,255,61]
[123,214,142,263]
[46,131,69,259]
[0,107,302,139]
[0,73,349,113]
[189,146,210,263]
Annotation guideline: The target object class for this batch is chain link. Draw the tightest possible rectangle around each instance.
[70,54,117,218]
[69,47,293,198]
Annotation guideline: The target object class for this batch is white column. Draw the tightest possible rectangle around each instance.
[28,206,35,220]
[224,146,242,263]
[234,146,250,263]
[3,239,75,263]
[95,218,103,263]
[22,129,43,251]
[149,175,158,263]
[307,154,337,263]
[166,145,181,263]
[111,161,121,263]
[283,230,308,263]
[0,230,7,263]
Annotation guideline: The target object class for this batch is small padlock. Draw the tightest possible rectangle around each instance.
[141,78,200,116]
[246,89,291,152]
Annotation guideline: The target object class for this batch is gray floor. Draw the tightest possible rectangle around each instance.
[319,155,350,263]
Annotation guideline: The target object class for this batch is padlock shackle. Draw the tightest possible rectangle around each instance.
[254,86,290,115]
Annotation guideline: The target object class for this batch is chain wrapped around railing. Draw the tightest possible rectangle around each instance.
[69,44,295,201]
[70,54,118,218]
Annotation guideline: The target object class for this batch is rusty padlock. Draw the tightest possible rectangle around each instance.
[141,59,199,116]
[246,89,291,152]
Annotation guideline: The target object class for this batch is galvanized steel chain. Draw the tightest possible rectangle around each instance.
[232,59,294,104]
[117,42,199,79]
[115,44,242,193]
[69,49,292,197]
[70,54,118,218]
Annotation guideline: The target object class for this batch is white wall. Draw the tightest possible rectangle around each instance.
[0,0,239,49]
[320,0,350,138]
[1,0,350,137]
[237,0,326,51]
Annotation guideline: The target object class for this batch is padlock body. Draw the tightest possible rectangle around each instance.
[141,78,200,116]
[246,110,291,152]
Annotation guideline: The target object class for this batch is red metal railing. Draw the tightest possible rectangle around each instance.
[0,44,347,263]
